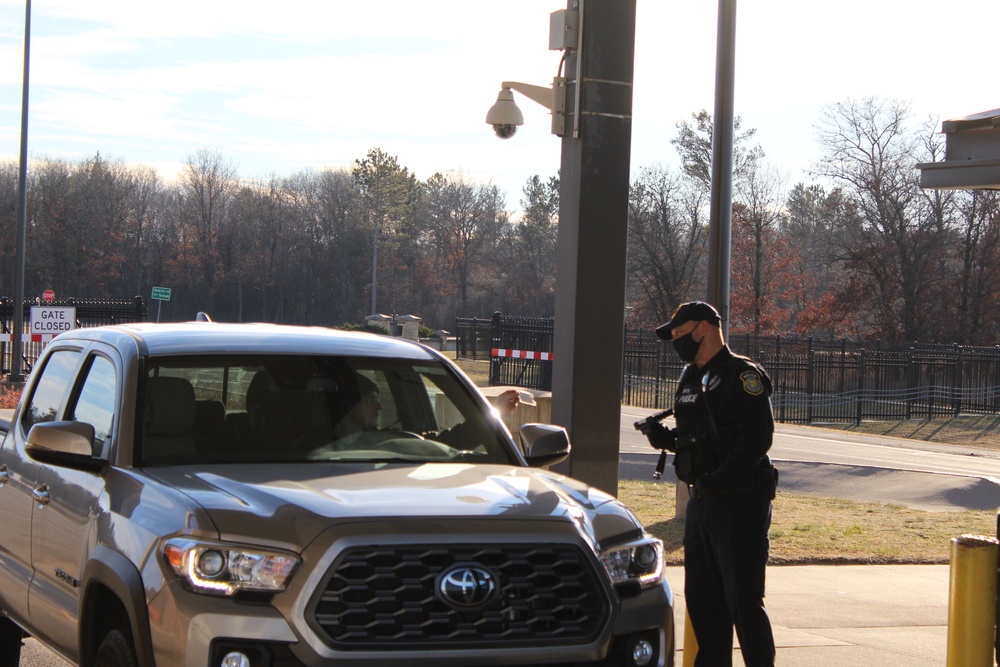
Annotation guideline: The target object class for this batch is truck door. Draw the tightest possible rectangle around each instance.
[28,351,118,662]
[0,347,82,625]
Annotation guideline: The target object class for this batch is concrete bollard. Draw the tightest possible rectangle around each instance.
[946,534,998,667]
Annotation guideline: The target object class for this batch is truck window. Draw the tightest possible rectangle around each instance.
[68,356,117,458]
[23,349,82,431]
[141,354,516,465]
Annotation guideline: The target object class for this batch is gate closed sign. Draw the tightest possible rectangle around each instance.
[30,306,77,336]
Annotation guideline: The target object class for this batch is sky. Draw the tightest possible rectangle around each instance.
[1,0,998,214]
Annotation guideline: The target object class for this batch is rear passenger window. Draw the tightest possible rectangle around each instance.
[69,356,117,458]
[23,349,82,431]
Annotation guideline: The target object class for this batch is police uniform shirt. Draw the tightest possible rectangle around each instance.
[673,345,774,492]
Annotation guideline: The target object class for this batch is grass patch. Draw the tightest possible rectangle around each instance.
[449,355,491,387]
[619,479,996,565]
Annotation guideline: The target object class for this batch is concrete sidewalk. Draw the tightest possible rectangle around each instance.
[668,563,953,666]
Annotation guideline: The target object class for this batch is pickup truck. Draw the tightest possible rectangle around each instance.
[0,322,673,667]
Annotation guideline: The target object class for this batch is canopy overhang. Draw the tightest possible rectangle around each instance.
[918,108,1000,190]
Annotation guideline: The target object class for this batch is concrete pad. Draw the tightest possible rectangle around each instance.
[667,565,955,667]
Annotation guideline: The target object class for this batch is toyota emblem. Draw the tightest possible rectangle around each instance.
[437,566,497,608]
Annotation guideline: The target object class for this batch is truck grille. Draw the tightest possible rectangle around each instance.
[309,543,610,649]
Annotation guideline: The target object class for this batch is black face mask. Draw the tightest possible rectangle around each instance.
[672,331,701,363]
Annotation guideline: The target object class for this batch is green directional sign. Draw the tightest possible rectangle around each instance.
[151,286,172,301]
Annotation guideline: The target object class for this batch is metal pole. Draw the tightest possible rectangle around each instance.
[12,0,31,381]
[706,0,736,338]
[551,0,636,495]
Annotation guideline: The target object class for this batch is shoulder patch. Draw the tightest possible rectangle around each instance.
[740,370,765,396]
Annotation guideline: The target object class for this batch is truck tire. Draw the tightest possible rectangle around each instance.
[0,616,23,667]
[94,628,137,667]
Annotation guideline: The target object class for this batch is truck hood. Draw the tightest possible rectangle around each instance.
[144,463,644,550]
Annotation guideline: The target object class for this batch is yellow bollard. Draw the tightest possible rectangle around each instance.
[682,607,698,667]
[946,534,998,667]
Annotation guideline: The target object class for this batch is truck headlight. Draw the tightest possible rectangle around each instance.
[599,537,664,590]
[163,538,299,596]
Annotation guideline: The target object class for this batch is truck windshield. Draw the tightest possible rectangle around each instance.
[139,354,518,466]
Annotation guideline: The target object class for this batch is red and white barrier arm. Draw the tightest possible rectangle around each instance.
[491,348,553,361]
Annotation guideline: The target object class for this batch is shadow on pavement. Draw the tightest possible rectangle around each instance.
[620,453,1000,512]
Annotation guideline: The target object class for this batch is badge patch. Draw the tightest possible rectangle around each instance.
[740,370,764,396]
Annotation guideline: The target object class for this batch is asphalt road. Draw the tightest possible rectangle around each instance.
[620,404,1000,512]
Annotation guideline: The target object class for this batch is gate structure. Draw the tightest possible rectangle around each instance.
[1,296,147,375]
[487,312,554,391]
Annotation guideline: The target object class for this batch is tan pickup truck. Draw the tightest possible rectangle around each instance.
[0,322,673,667]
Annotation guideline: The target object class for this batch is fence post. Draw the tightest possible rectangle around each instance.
[806,348,814,424]
[928,358,935,420]
[856,349,865,426]
[133,295,146,322]
[489,312,501,385]
[778,383,785,424]
[906,347,914,420]
[953,344,962,418]
[0,296,10,377]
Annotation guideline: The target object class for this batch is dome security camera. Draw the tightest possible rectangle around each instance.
[493,123,518,139]
[486,88,524,140]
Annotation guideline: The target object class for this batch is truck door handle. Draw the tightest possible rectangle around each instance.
[32,485,51,505]
[0,465,8,486]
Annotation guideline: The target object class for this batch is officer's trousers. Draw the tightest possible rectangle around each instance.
[684,491,775,667]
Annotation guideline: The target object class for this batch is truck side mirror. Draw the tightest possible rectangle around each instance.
[519,423,571,468]
[25,421,102,471]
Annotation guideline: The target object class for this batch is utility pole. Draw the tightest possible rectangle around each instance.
[12,0,32,381]
[706,0,737,338]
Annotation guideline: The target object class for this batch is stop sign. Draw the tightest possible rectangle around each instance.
[42,289,55,302]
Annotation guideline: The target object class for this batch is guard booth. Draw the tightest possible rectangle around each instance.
[917,107,1000,664]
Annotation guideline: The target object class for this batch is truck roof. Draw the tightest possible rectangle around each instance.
[53,322,440,360]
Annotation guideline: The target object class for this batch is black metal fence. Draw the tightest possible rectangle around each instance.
[1,296,148,375]
[626,332,1000,424]
[456,312,554,390]
[454,316,493,361]
[458,315,1000,424]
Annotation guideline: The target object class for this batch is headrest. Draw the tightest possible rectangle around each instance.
[145,376,196,435]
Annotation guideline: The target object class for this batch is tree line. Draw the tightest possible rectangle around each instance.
[0,148,558,331]
[1,96,998,344]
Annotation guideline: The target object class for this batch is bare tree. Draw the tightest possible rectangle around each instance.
[813,97,947,341]
[419,172,505,317]
[730,160,792,336]
[486,174,559,318]
[178,149,238,314]
[626,164,708,326]
[949,190,1000,343]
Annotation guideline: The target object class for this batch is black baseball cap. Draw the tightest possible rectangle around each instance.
[655,301,722,339]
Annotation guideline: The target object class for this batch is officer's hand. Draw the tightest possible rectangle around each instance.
[691,473,719,500]
[643,422,676,451]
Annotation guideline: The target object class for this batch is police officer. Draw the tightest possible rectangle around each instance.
[644,301,777,667]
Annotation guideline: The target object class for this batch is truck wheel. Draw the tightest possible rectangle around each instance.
[0,617,23,667]
[94,628,137,667]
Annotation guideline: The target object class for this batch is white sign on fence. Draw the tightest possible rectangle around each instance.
[30,306,77,336]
